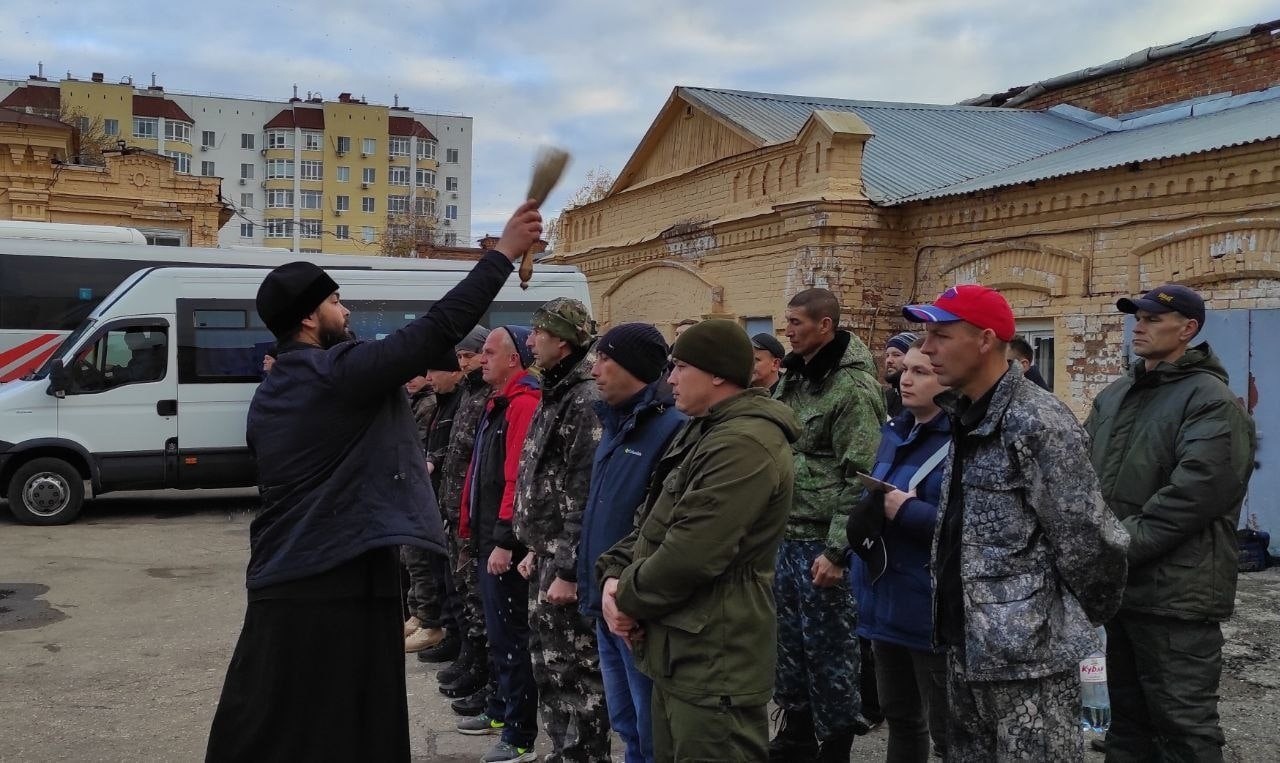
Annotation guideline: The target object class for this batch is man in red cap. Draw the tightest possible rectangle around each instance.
[903,284,1129,760]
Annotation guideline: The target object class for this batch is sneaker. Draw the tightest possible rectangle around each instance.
[405,626,446,653]
[481,740,537,763]
[403,615,423,638]
[457,713,505,736]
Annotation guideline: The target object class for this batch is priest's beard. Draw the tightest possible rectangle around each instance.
[318,315,354,349]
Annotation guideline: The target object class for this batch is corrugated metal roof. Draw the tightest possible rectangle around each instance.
[680,87,1103,203]
[898,93,1280,203]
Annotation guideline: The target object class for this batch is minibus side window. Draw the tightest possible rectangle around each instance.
[69,324,168,393]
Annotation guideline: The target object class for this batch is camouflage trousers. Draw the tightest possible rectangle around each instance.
[773,539,861,740]
[528,556,610,762]
[450,538,487,647]
[944,647,1083,761]
[400,545,441,627]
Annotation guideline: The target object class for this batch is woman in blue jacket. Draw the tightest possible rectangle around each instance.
[849,339,950,762]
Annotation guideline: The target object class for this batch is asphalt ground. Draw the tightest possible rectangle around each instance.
[3,490,1277,761]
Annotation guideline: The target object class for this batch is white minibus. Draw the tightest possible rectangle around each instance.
[0,262,590,524]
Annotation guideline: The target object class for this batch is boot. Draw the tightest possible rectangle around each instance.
[438,639,475,685]
[768,708,818,762]
[405,626,446,653]
[439,663,488,698]
[451,687,490,717]
[817,730,855,762]
[417,631,460,663]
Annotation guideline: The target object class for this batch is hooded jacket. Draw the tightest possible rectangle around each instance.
[459,370,541,552]
[1085,342,1256,622]
[245,250,514,589]
[597,390,800,705]
[514,345,602,580]
[932,368,1129,681]
[775,330,887,558]
[577,381,686,617]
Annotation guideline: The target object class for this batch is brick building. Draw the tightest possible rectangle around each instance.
[0,108,231,245]
[554,19,1280,545]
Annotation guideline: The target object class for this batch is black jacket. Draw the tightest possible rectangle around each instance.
[244,251,514,589]
[1085,342,1256,621]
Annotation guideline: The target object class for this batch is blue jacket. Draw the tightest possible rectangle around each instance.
[850,408,950,651]
[577,381,686,616]
[244,251,514,589]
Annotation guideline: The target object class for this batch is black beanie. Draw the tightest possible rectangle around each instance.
[598,323,669,384]
[256,262,339,339]
[671,319,752,388]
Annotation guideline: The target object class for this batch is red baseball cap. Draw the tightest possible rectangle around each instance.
[902,284,1016,342]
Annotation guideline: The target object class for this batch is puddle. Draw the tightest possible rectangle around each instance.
[0,584,68,631]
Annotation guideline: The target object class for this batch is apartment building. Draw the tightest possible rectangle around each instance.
[0,71,473,254]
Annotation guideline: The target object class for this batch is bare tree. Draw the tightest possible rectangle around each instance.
[58,106,114,166]
[545,167,613,252]
[380,208,441,257]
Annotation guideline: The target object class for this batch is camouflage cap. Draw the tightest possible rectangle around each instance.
[531,297,596,348]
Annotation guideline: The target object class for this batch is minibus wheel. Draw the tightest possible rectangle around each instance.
[6,457,85,525]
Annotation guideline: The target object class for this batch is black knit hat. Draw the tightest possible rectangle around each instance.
[671,319,753,388]
[599,323,669,384]
[256,262,339,339]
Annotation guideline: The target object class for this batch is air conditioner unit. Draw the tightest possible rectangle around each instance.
[260,148,267,156]
[260,181,267,188]
[334,210,342,217]
[238,178,246,186]
[200,145,209,152]
[361,152,370,158]
[361,182,370,189]
[450,192,458,199]
[443,219,451,227]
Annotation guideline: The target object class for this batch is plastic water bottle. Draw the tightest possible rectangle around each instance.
[1079,632,1111,732]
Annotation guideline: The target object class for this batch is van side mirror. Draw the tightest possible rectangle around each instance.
[47,359,70,398]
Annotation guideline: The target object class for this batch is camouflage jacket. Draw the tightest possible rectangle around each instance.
[775,331,886,556]
[514,345,603,580]
[436,370,492,530]
[933,367,1129,682]
[409,391,436,452]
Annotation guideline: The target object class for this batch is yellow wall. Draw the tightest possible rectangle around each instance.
[0,119,228,246]
[320,101,390,254]
[557,100,1280,416]
[58,80,132,142]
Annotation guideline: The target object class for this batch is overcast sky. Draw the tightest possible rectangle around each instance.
[2,1,1275,241]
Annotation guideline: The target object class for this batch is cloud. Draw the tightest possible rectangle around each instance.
[1,0,1274,240]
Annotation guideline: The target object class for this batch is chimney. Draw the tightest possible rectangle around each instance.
[91,72,104,83]
[338,92,352,103]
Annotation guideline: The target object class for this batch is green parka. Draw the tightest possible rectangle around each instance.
[1084,342,1257,622]
[597,389,800,706]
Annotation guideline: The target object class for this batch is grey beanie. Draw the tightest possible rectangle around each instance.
[456,326,491,354]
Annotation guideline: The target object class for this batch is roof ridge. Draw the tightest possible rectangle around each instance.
[682,85,1026,112]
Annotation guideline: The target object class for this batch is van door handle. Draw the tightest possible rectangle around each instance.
[157,399,178,416]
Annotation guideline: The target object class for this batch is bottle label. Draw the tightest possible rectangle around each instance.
[1079,656,1107,683]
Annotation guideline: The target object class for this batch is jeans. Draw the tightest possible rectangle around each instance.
[872,640,947,762]
[477,555,538,748]
[596,618,653,763]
